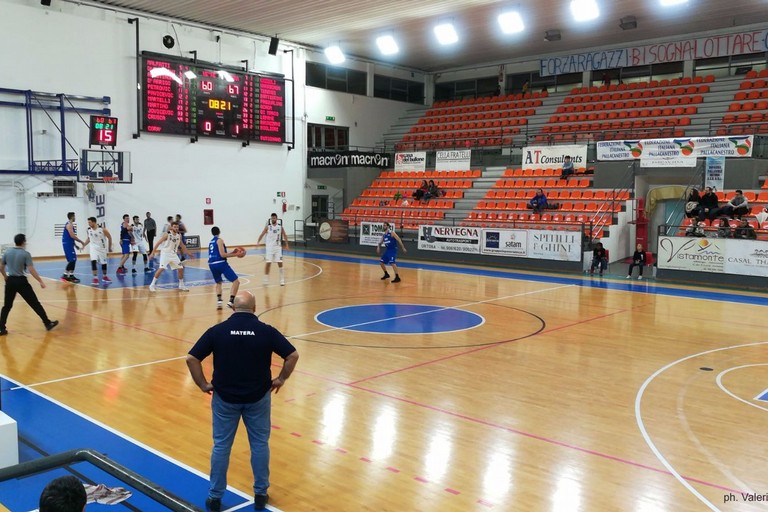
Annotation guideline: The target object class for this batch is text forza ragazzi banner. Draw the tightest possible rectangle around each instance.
[418,225,481,254]
[307,151,392,169]
[540,29,768,76]
[597,136,754,161]
[657,236,768,277]
[436,150,471,171]
[522,145,587,170]
[394,152,427,172]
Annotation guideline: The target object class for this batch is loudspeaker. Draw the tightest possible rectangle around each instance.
[41,0,51,5]
[268,37,279,55]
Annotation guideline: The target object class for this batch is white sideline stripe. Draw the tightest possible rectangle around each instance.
[15,356,187,389]
[1,373,260,505]
[635,341,768,512]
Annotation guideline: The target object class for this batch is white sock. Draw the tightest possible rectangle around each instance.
[279,268,285,278]
[150,277,157,286]
[179,279,185,286]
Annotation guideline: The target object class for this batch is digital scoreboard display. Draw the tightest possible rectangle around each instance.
[89,115,118,147]
[142,54,286,144]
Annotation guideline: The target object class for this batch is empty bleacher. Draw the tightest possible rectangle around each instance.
[715,69,768,136]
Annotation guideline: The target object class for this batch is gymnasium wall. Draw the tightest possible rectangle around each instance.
[0,0,412,255]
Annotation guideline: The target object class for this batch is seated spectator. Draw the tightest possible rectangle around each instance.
[626,243,646,280]
[521,80,529,94]
[560,156,574,180]
[40,475,87,512]
[697,186,719,221]
[590,242,608,276]
[733,218,757,239]
[716,217,731,238]
[412,180,428,201]
[720,189,750,219]
[527,188,548,214]
[685,220,706,237]
[423,180,441,201]
[685,188,701,218]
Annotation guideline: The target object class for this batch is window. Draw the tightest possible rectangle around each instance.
[308,123,350,150]
[373,75,424,104]
[53,179,77,198]
[306,62,367,95]
[695,52,768,78]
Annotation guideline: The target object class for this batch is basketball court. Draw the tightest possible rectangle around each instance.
[1,249,766,511]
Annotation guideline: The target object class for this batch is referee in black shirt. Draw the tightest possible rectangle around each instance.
[0,233,59,336]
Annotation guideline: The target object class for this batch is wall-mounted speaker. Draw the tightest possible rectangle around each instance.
[268,37,280,56]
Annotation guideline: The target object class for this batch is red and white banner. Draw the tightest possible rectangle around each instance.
[394,152,426,172]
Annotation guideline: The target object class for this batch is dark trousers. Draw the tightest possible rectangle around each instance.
[147,229,156,253]
[0,276,51,329]
[627,262,644,276]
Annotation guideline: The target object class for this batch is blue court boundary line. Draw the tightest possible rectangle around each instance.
[291,249,768,307]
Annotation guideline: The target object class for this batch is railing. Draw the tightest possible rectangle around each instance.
[0,448,202,511]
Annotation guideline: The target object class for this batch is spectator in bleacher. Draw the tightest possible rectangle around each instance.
[39,475,86,512]
[685,220,706,237]
[734,218,757,239]
[423,180,442,202]
[527,188,548,214]
[720,189,750,219]
[685,188,701,218]
[521,80,529,94]
[716,217,731,238]
[412,180,428,201]
[698,186,720,221]
[626,243,646,280]
[560,156,574,180]
[589,242,608,276]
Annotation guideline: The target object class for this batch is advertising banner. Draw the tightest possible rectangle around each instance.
[657,236,726,273]
[540,29,768,76]
[640,156,697,168]
[480,229,528,257]
[418,225,481,254]
[308,151,391,169]
[705,156,725,191]
[522,145,587,170]
[359,221,394,247]
[527,230,582,261]
[394,152,427,172]
[723,241,768,277]
[597,136,753,161]
[436,150,472,171]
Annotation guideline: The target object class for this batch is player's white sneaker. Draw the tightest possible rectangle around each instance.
[263,276,269,284]
[280,279,285,286]
[216,300,223,310]
[149,284,156,292]
[179,285,190,292]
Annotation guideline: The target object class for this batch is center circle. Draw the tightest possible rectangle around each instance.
[315,303,485,334]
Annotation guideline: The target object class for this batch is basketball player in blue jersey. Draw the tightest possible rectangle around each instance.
[61,212,84,283]
[377,221,406,283]
[207,226,241,310]
[116,214,133,274]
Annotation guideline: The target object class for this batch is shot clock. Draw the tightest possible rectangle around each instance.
[89,115,118,147]
[141,53,286,144]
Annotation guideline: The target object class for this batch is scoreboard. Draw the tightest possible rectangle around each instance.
[89,115,118,147]
[141,53,286,144]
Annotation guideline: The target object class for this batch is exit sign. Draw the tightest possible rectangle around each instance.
[317,185,327,190]
[325,116,335,122]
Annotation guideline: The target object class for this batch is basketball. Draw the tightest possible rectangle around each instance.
[235,247,246,258]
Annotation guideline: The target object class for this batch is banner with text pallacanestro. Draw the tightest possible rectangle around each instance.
[597,135,753,161]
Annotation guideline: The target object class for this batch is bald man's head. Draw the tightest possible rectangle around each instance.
[233,291,256,313]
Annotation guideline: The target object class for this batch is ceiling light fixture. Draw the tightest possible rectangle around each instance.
[544,30,562,42]
[498,11,525,34]
[619,16,637,30]
[325,45,345,65]
[660,0,688,5]
[570,0,599,22]
[376,35,399,55]
[434,23,458,45]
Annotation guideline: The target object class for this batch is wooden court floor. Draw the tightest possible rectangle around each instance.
[1,249,768,511]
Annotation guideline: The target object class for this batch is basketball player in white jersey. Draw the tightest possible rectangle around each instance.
[130,215,150,273]
[80,217,113,285]
[256,213,289,286]
[148,221,191,292]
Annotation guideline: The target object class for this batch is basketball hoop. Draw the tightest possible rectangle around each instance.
[102,175,118,191]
